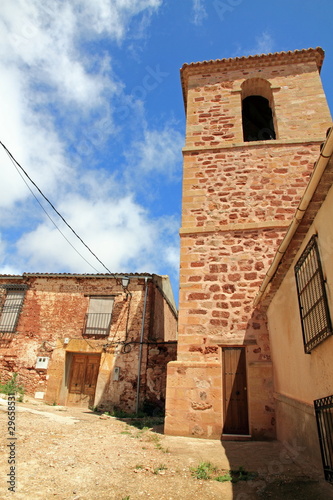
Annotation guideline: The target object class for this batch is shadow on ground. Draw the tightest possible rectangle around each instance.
[221,440,333,500]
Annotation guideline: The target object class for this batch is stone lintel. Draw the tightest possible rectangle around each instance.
[180,220,290,236]
[182,138,324,155]
[217,339,257,346]
[167,360,219,368]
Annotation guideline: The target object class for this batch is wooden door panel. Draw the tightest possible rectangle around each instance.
[68,354,100,406]
[223,347,249,435]
[69,355,86,394]
[84,355,100,395]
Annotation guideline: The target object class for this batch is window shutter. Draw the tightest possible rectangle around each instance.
[85,297,114,335]
[88,297,113,314]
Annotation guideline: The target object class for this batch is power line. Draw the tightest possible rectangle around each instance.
[0,141,121,283]
[5,152,102,274]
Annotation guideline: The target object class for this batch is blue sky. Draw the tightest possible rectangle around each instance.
[0,0,332,305]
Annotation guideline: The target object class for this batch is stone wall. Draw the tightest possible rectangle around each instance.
[0,274,177,413]
[165,49,331,439]
[183,53,331,148]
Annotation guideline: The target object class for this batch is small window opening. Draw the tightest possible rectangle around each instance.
[242,95,276,142]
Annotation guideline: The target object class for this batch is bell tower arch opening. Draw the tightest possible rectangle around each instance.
[241,77,276,142]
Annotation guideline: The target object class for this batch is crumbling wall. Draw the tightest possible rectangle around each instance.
[0,275,177,412]
[144,342,177,413]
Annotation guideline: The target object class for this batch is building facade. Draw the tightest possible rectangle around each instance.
[0,273,177,413]
[165,48,332,439]
[258,128,333,480]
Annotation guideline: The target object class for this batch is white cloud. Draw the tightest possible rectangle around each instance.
[254,32,274,54]
[0,0,181,289]
[2,1,119,108]
[0,0,164,195]
[0,235,20,275]
[192,0,208,26]
[15,194,178,276]
[233,31,274,57]
[126,124,184,180]
[0,264,21,276]
[0,86,71,210]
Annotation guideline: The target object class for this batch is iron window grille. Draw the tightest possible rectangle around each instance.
[83,296,114,336]
[294,235,332,354]
[314,395,333,484]
[0,286,27,333]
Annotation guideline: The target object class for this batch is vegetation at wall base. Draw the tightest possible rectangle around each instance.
[0,373,25,401]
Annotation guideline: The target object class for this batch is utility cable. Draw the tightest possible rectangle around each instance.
[0,141,121,283]
[6,152,101,274]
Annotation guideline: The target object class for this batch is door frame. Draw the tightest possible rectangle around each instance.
[221,345,250,437]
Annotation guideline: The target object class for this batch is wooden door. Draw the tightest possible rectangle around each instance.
[222,347,249,435]
[67,354,100,407]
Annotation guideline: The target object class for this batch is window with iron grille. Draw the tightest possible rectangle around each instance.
[83,296,114,335]
[294,235,332,353]
[0,286,27,333]
[314,395,333,484]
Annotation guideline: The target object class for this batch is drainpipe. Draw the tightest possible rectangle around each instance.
[253,126,333,307]
[135,277,149,414]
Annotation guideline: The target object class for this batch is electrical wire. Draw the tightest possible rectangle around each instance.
[6,152,101,274]
[0,141,120,282]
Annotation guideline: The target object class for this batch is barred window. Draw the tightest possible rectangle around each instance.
[294,235,332,353]
[83,296,114,335]
[0,288,26,333]
[314,395,333,484]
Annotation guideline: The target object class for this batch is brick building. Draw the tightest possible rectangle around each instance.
[0,273,177,412]
[165,48,332,439]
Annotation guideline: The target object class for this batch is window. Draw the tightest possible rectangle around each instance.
[314,394,333,484]
[83,296,114,335]
[241,78,276,142]
[0,287,26,333]
[294,235,332,353]
[242,95,276,142]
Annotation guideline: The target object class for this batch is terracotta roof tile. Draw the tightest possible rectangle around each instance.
[0,272,153,279]
[180,47,325,109]
[181,47,324,72]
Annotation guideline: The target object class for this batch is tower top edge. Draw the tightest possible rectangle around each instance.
[180,47,324,75]
[180,47,325,110]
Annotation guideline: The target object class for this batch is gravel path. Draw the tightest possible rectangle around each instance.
[1,397,332,500]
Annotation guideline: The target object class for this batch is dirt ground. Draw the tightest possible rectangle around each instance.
[1,397,333,500]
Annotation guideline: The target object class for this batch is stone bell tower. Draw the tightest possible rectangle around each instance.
[165,48,332,439]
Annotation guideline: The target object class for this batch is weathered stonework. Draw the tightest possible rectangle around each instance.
[165,48,332,439]
[0,274,177,413]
